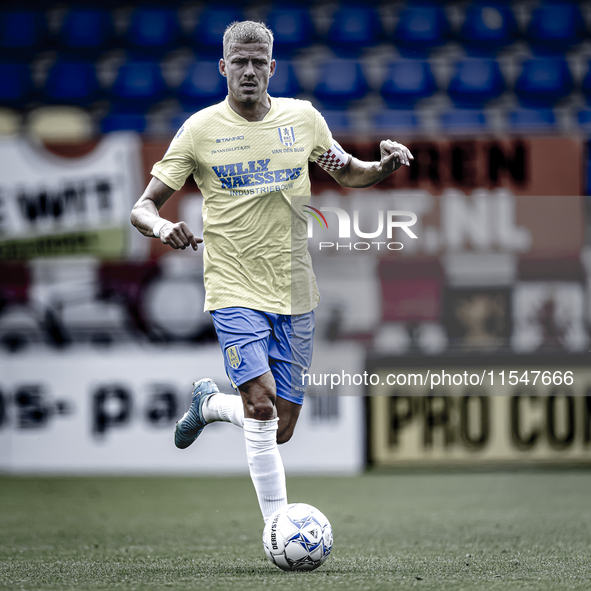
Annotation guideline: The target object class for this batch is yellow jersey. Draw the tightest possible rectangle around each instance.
[151,96,343,315]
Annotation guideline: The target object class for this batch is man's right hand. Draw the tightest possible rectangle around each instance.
[157,221,203,251]
[131,178,203,251]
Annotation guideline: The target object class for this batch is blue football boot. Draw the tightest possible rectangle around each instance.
[174,378,219,449]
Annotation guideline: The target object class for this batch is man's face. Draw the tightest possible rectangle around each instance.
[220,42,275,105]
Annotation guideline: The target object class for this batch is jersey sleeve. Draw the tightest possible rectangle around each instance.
[308,107,350,172]
[151,122,197,191]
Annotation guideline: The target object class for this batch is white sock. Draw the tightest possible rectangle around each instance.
[203,393,244,428]
[243,418,287,523]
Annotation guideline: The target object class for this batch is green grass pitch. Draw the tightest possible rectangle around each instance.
[1,471,590,590]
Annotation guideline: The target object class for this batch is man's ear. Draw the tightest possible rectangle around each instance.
[219,59,227,77]
[269,59,276,77]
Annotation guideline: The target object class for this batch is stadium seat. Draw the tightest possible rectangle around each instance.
[101,112,148,134]
[447,59,505,108]
[176,60,227,110]
[380,60,437,108]
[509,108,556,131]
[514,58,573,108]
[268,62,301,98]
[441,109,488,131]
[0,107,21,135]
[58,9,114,55]
[169,111,194,133]
[265,7,315,57]
[0,11,47,57]
[579,61,591,105]
[27,106,94,141]
[109,61,167,112]
[576,108,591,132]
[392,6,449,57]
[526,3,585,55]
[373,109,419,131]
[190,8,244,57]
[320,110,353,132]
[0,63,33,108]
[325,7,382,56]
[458,5,518,56]
[313,60,369,108]
[125,7,182,55]
[43,61,100,106]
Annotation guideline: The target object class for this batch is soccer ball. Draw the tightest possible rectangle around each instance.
[262,503,333,571]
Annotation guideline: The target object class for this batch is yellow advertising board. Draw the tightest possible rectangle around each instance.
[368,363,591,466]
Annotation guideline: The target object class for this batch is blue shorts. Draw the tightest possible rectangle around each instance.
[210,307,315,405]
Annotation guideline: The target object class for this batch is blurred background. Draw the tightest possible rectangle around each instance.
[0,0,590,474]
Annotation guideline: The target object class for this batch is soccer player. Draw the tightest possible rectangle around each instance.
[130,21,413,523]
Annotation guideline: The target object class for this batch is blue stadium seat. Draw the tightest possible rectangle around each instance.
[373,110,419,131]
[110,61,167,112]
[101,113,147,134]
[458,5,517,56]
[125,7,181,55]
[0,11,47,57]
[265,7,315,57]
[509,108,556,130]
[268,62,301,98]
[392,6,449,57]
[380,60,437,108]
[514,58,573,108]
[169,111,194,133]
[314,60,369,108]
[579,61,591,105]
[190,8,244,57]
[441,109,488,131]
[176,61,227,110]
[0,63,33,107]
[325,7,382,56]
[43,61,100,106]
[58,9,114,55]
[526,3,585,55]
[321,110,353,133]
[447,59,505,108]
[577,108,591,133]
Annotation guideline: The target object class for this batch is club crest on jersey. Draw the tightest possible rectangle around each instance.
[226,345,241,369]
[278,126,296,147]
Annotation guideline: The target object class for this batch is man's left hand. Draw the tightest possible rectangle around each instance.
[379,140,414,173]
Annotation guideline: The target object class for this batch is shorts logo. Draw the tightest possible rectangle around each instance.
[278,126,295,147]
[226,346,241,369]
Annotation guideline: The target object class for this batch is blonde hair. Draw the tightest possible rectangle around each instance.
[223,21,274,59]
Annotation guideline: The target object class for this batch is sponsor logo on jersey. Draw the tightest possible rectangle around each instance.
[211,160,303,189]
[226,345,241,369]
[216,136,245,143]
[278,126,296,147]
